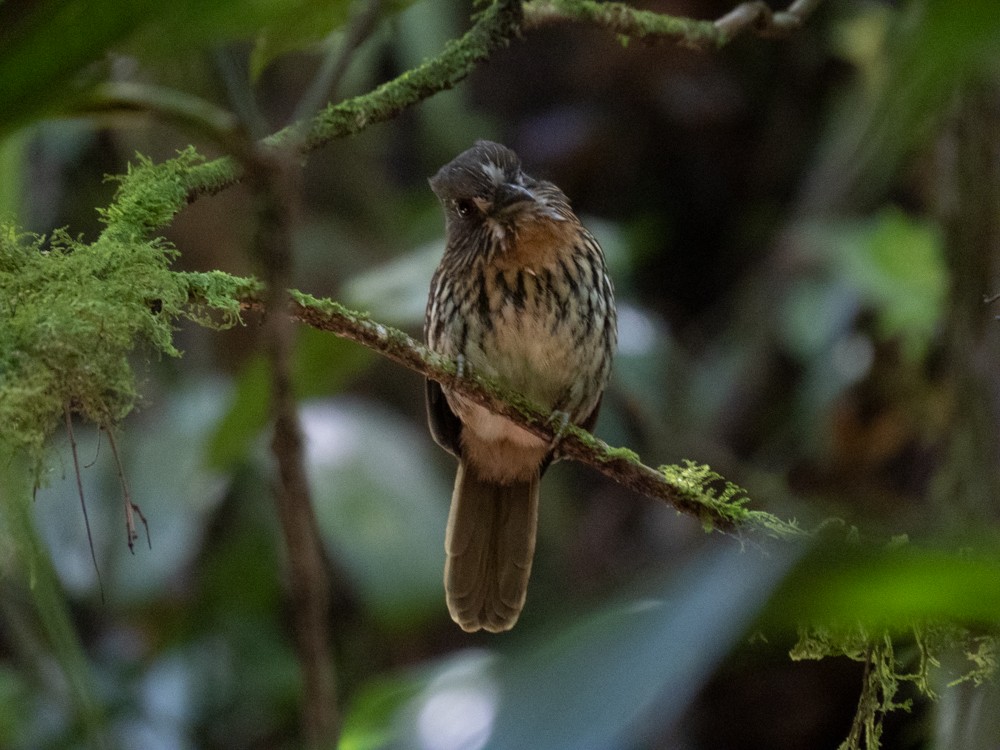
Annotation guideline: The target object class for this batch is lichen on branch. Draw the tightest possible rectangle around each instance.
[234,289,805,541]
[522,0,719,46]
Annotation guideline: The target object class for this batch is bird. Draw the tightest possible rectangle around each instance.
[425,140,617,632]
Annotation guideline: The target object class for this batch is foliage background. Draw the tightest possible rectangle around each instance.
[1,0,1000,748]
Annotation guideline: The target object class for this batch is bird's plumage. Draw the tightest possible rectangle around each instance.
[425,141,616,632]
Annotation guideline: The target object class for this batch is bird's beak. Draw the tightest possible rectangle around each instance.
[493,182,536,213]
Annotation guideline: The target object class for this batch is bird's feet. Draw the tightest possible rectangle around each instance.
[546,409,571,451]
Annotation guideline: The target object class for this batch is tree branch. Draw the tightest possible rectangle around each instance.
[244,150,339,746]
[522,0,719,46]
[713,0,824,42]
[522,0,824,47]
[230,290,805,542]
[177,0,525,202]
[164,0,823,206]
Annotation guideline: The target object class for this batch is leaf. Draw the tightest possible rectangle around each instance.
[343,542,800,748]
[763,542,1000,629]
[0,130,28,223]
[303,399,450,627]
[0,0,162,135]
[0,0,367,136]
[207,325,372,468]
[806,207,946,359]
[247,0,356,80]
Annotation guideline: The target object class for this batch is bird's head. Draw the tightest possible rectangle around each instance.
[430,141,570,257]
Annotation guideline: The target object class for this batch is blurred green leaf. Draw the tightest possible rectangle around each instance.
[247,0,360,80]
[0,447,108,747]
[33,378,232,603]
[901,0,1000,89]
[0,665,32,748]
[206,356,270,470]
[0,0,363,136]
[304,399,450,627]
[127,0,360,78]
[764,542,1000,629]
[208,325,372,468]
[340,672,423,750]
[343,542,799,748]
[810,207,946,359]
[842,209,945,357]
[0,0,159,135]
[292,319,374,397]
[0,130,28,223]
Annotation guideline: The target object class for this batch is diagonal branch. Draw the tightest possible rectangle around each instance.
[177,0,525,202]
[231,289,805,542]
[162,0,824,208]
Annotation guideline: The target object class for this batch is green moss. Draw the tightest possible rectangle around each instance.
[792,623,999,750]
[596,442,640,462]
[0,229,175,465]
[657,460,806,539]
[290,290,366,320]
[98,147,205,237]
[799,630,899,750]
[0,151,256,472]
[182,270,263,327]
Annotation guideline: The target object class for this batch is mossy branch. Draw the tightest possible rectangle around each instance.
[231,289,806,542]
[522,0,824,46]
[109,0,826,210]
[176,0,526,201]
[0,221,258,472]
[522,0,719,46]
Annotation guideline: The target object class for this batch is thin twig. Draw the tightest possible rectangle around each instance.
[83,430,102,469]
[714,0,825,42]
[522,0,826,48]
[292,0,385,125]
[105,428,151,553]
[64,405,105,603]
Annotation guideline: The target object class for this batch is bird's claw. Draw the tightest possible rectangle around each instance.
[547,409,571,450]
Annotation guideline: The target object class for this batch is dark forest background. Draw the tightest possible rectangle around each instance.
[2,0,1000,748]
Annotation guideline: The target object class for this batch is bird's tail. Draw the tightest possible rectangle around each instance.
[444,461,539,633]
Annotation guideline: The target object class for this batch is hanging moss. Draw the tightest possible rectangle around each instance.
[1,229,180,459]
[0,148,258,473]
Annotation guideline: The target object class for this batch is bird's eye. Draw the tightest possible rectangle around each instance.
[455,198,476,218]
